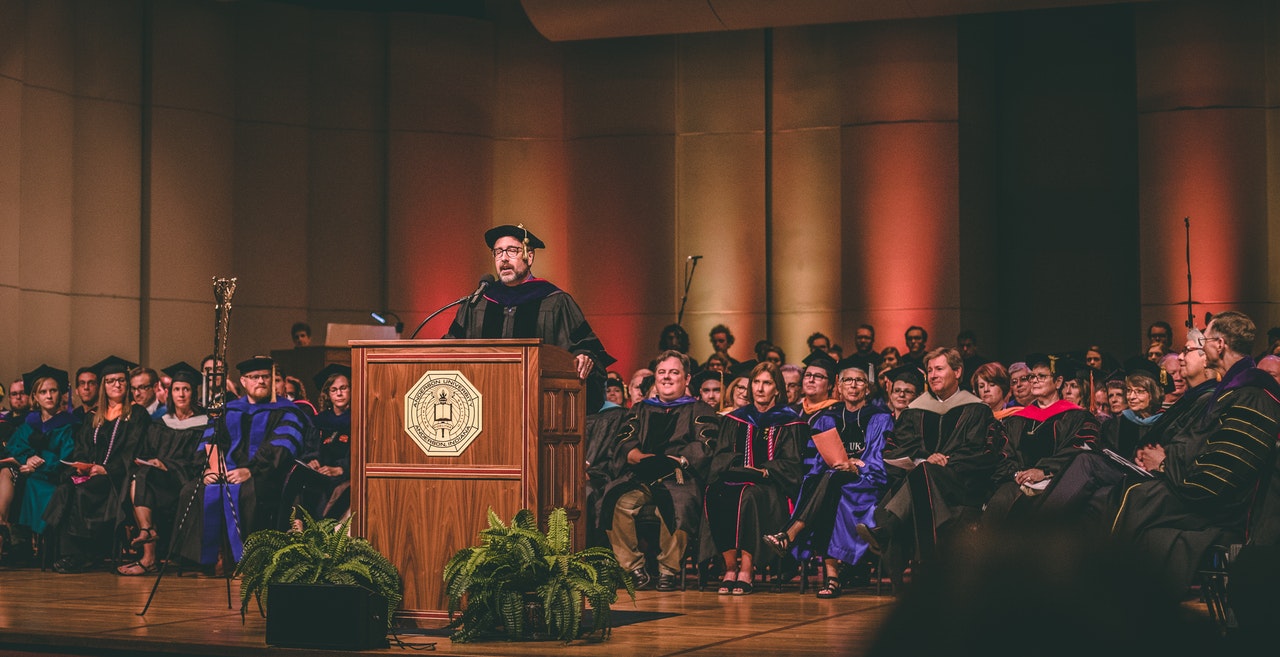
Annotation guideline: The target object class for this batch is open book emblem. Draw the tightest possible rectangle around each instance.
[404,370,483,457]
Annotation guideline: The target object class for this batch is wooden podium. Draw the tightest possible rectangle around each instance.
[349,339,586,624]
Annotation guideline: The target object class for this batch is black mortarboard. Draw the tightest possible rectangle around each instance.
[691,369,725,391]
[1023,353,1054,372]
[801,352,839,381]
[887,365,924,391]
[835,355,874,376]
[162,362,202,387]
[237,356,275,375]
[483,224,546,250]
[605,377,625,391]
[22,364,69,394]
[1122,355,1166,388]
[92,355,137,378]
[312,363,352,393]
[1054,356,1089,382]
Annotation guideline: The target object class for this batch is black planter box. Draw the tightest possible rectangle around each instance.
[265,583,389,650]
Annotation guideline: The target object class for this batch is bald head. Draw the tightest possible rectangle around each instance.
[1258,355,1280,386]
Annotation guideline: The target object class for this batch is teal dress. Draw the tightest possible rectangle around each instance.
[7,411,77,534]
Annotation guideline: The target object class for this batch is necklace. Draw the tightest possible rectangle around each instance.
[93,413,123,465]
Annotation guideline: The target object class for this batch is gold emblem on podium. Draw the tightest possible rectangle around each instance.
[403,370,482,456]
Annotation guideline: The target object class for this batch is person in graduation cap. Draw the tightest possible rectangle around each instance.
[703,361,806,595]
[1099,357,1166,460]
[983,353,1100,525]
[764,357,892,598]
[856,348,1006,572]
[597,351,716,591]
[116,362,208,575]
[690,369,724,410]
[445,224,616,412]
[793,353,840,422]
[277,363,352,524]
[583,377,630,548]
[173,356,309,568]
[45,355,150,573]
[883,366,924,420]
[0,365,77,565]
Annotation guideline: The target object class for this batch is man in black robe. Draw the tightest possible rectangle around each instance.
[0,378,29,447]
[1112,311,1280,590]
[598,351,715,591]
[173,356,309,566]
[445,224,615,411]
[857,347,1006,567]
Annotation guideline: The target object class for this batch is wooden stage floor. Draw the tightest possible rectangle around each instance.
[0,567,898,656]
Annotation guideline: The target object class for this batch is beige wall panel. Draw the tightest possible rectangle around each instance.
[386,131,493,320]
[1135,1,1267,113]
[674,133,766,366]
[225,305,300,369]
[69,295,140,369]
[309,11,386,132]
[565,135,677,373]
[0,0,25,80]
[22,0,72,92]
[493,138,569,282]
[234,1,309,125]
[840,18,958,125]
[1137,108,1268,325]
[149,107,235,300]
[308,129,385,313]
[388,14,494,135]
[772,24,840,131]
[841,121,960,355]
[676,30,764,135]
[0,77,20,286]
[0,287,18,380]
[232,122,309,307]
[144,298,213,371]
[151,0,233,115]
[19,87,74,293]
[771,128,841,361]
[495,17,563,139]
[73,0,142,103]
[72,96,141,297]
[18,289,71,371]
[563,36,676,138]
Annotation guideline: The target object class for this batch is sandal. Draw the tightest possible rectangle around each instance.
[763,531,791,557]
[117,560,158,576]
[732,580,753,596]
[131,528,157,545]
[717,578,737,595]
[816,576,842,599]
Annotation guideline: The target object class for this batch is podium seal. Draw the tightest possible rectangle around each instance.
[403,370,482,456]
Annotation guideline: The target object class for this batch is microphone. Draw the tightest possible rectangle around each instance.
[687,255,703,261]
[469,274,496,304]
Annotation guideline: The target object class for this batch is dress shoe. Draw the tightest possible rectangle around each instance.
[656,572,679,592]
[855,523,885,556]
[630,567,653,590]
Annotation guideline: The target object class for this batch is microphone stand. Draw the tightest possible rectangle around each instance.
[409,294,475,339]
[677,257,701,325]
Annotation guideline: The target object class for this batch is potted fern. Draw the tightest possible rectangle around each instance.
[235,507,403,649]
[443,507,635,643]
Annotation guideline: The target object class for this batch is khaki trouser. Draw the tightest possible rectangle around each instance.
[606,488,687,575]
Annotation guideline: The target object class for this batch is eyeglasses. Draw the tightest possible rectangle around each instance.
[840,377,868,385]
[1180,346,1204,356]
[492,246,525,259]
[102,377,126,386]
[802,373,828,381]
[1026,373,1052,382]
[243,373,271,382]
[891,387,915,396]
[1204,335,1225,348]
[131,383,154,392]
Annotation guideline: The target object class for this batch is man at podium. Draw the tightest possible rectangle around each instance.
[445,224,615,410]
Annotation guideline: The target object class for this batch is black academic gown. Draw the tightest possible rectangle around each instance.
[701,404,806,567]
[984,401,1098,523]
[128,413,207,513]
[596,398,715,538]
[1112,361,1280,590]
[44,405,148,557]
[877,389,1006,559]
[583,403,629,547]
[279,409,351,524]
[444,277,615,411]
